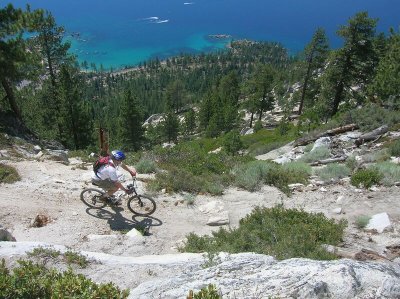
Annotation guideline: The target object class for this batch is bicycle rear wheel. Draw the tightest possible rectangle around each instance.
[127,194,156,216]
[80,188,107,209]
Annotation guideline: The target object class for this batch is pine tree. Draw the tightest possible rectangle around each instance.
[298,28,329,115]
[0,4,42,120]
[371,31,400,110]
[322,12,378,116]
[183,108,197,135]
[57,65,93,149]
[165,79,186,113]
[162,111,180,143]
[247,64,276,121]
[118,89,145,151]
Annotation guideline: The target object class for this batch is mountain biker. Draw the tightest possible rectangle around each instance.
[91,150,136,205]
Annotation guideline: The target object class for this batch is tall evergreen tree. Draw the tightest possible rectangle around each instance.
[35,11,71,89]
[322,12,378,116]
[165,79,186,113]
[0,4,42,119]
[298,28,329,115]
[162,111,180,143]
[370,30,400,110]
[118,89,145,151]
[183,108,197,135]
[57,65,93,149]
[249,64,276,121]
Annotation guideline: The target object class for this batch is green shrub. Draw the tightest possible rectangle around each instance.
[27,247,61,259]
[363,149,390,163]
[0,164,21,183]
[253,120,263,133]
[233,161,270,192]
[135,158,157,173]
[187,284,221,299]
[233,161,310,195]
[153,167,225,195]
[27,247,89,268]
[345,155,358,173]
[281,161,312,178]
[0,259,129,298]
[315,163,351,182]
[389,139,400,157]
[304,143,314,153]
[299,146,331,163]
[355,215,371,229]
[243,127,296,157]
[223,130,243,155]
[373,162,400,186]
[64,251,89,268]
[247,141,288,157]
[183,193,196,205]
[346,104,400,132]
[181,205,346,260]
[350,168,383,188]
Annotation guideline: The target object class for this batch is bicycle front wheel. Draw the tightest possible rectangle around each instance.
[127,194,156,216]
[80,188,107,209]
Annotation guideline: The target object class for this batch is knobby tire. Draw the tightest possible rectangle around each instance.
[127,194,156,216]
[80,188,107,209]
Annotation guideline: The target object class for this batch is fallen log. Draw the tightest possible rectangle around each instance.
[355,125,388,147]
[294,124,358,147]
[309,156,347,166]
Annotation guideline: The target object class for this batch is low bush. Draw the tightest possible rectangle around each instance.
[299,146,331,163]
[27,247,89,268]
[373,162,400,186]
[315,163,351,182]
[362,149,390,163]
[135,158,158,174]
[350,168,383,188]
[187,284,221,299]
[233,161,270,192]
[346,104,400,132]
[0,163,21,183]
[253,120,263,133]
[243,126,296,157]
[233,161,310,195]
[181,205,346,260]
[389,139,400,157]
[152,167,226,195]
[355,215,371,229]
[345,155,359,173]
[281,161,312,178]
[0,259,129,298]
[247,141,288,157]
[223,130,243,155]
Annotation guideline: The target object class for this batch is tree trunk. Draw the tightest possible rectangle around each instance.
[249,112,254,128]
[299,51,314,115]
[1,78,22,120]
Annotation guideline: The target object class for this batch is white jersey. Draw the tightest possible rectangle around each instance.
[91,160,119,181]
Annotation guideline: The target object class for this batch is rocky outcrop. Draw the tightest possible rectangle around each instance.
[1,243,400,299]
[130,252,400,298]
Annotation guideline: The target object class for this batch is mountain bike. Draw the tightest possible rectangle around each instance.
[80,177,156,216]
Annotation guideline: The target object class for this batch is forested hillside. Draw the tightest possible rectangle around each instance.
[1,4,399,153]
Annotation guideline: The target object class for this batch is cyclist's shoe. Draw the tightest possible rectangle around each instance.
[98,194,108,202]
[109,196,122,206]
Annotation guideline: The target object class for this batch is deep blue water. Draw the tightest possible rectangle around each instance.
[5,0,400,69]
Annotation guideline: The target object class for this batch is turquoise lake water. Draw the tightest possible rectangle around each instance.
[5,0,400,70]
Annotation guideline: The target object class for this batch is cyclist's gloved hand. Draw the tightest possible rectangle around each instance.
[129,169,137,177]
